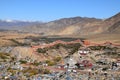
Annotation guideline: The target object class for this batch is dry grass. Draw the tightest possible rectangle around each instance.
[0,32,39,46]
[0,31,119,46]
[57,34,120,44]
[71,33,120,44]
[85,34,120,44]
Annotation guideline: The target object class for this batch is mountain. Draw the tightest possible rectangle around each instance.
[0,20,42,30]
[0,12,120,36]
[21,17,102,35]
[20,12,120,35]
[108,21,120,33]
[105,12,120,33]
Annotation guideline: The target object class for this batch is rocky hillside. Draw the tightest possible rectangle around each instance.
[0,42,81,61]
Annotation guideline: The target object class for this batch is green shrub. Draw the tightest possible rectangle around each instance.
[69,43,80,55]
[37,48,47,53]
[19,60,27,64]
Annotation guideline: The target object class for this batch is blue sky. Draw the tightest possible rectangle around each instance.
[0,0,120,21]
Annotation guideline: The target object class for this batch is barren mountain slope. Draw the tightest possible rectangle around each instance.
[22,13,120,36]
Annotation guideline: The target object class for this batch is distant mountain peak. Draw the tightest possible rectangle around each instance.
[108,12,120,19]
[5,19,14,22]
[114,12,120,16]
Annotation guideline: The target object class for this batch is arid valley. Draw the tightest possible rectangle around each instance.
[0,12,120,80]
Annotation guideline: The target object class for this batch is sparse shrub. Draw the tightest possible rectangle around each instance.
[43,69,50,74]
[90,57,96,62]
[54,56,62,62]
[22,68,38,76]
[10,39,28,46]
[45,60,56,66]
[103,52,120,58]
[36,43,81,55]
[5,53,10,56]
[0,53,9,59]
[89,46,118,51]
[7,67,11,71]
[69,43,80,55]
[51,43,61,49]
[102,67,108,71]
[37,48,47,53]
[19,60,27,64]
[32,62,40,66]
[63,43,80,49]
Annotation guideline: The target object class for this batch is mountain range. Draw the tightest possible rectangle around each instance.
[0,12,120,36]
